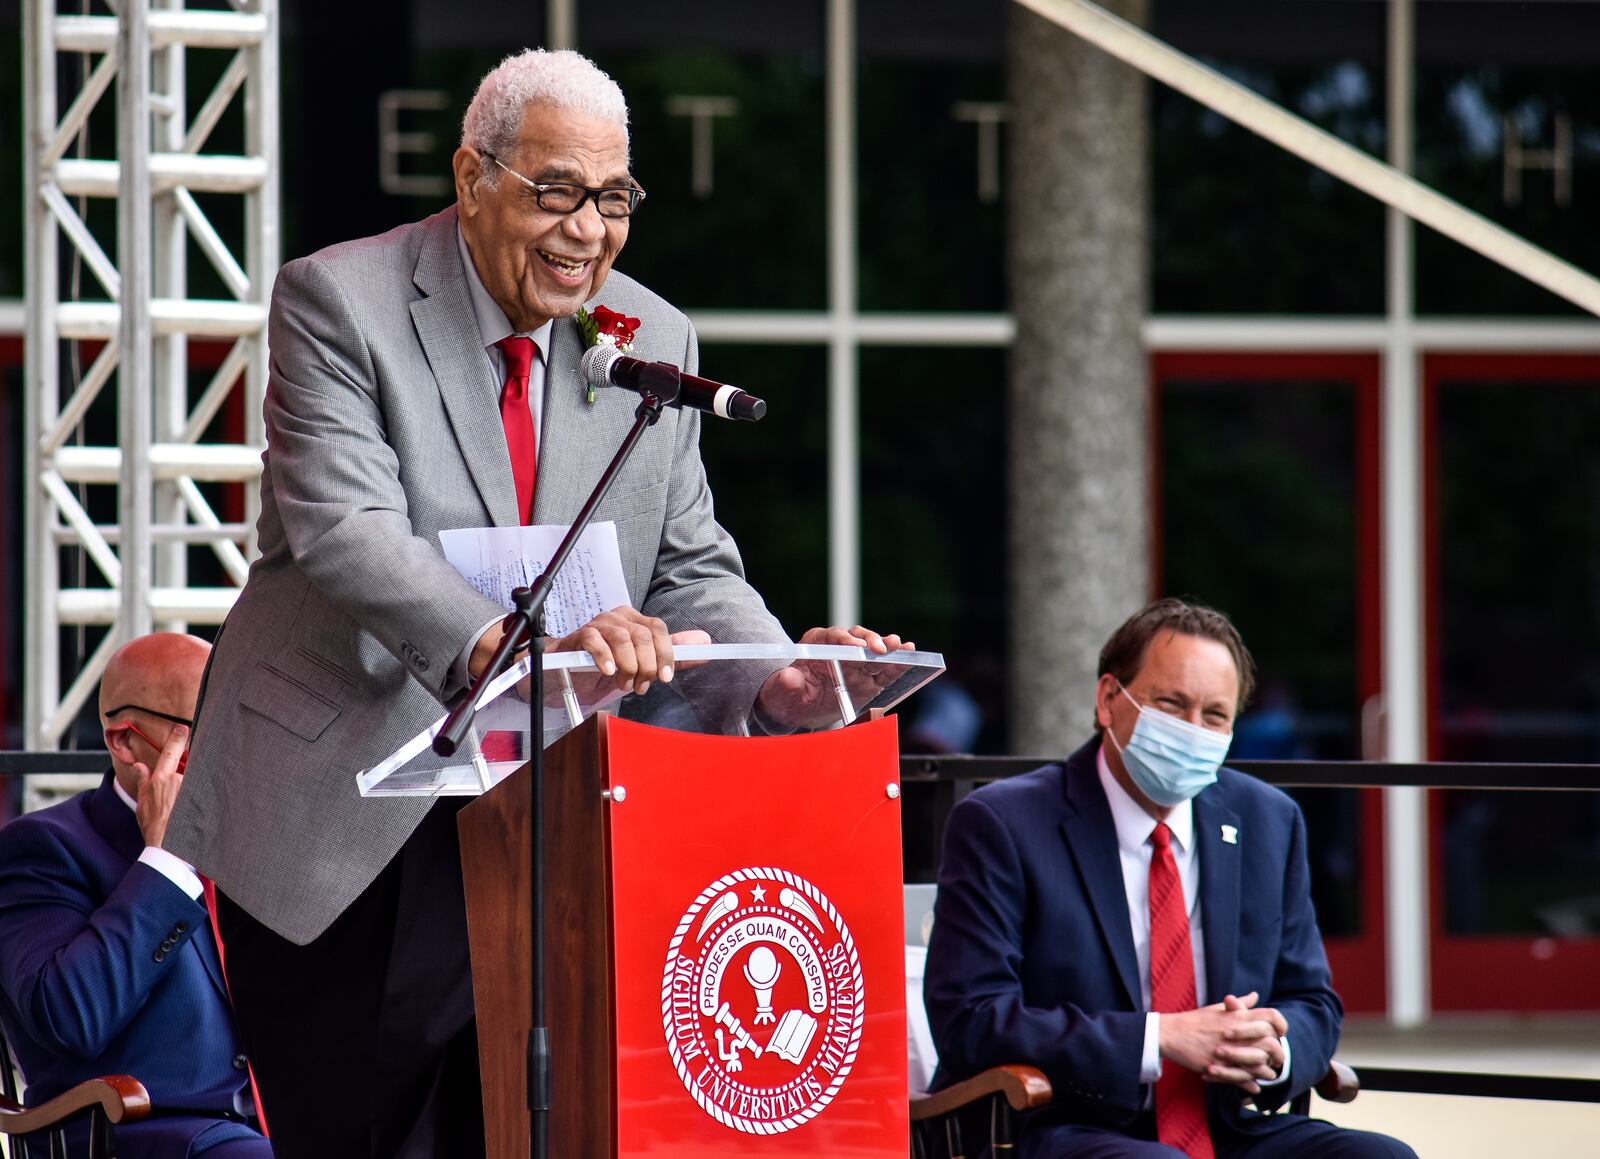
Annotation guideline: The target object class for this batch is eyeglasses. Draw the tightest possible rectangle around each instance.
[110,716,191,776]
[105,703,195,728]
[483,153,646,219]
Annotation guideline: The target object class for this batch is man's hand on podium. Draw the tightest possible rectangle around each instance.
[471,608,709,701]
[756,625,914,730]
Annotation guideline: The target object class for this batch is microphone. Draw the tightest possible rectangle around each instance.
[581,345,767,422]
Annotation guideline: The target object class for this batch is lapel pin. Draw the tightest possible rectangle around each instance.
[1220,824,1238,845]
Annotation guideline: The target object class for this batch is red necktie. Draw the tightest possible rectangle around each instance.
[201,876,271,1137]
[483,336,538,767]
[1149,822,1214,1159]
[496,335,538,525]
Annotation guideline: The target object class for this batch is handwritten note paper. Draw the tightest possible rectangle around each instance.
[439,522,631,636]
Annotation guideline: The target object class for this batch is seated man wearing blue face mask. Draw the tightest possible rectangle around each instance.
[924,599,1414,1159]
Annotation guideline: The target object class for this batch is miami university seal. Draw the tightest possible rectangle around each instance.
[660,866,866,1135]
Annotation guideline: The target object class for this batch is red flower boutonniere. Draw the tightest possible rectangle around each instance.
[576,305,642,404]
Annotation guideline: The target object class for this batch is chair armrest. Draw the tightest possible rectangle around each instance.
[0,1075,152,1135]
[1315,1059,1360,1104]
[909,1065,1053,1122]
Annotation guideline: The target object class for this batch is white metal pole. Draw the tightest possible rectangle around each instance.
[1382,0,1430,1030]
[119,0,154,642]
[154,0,188,630]
[826,0,861,628]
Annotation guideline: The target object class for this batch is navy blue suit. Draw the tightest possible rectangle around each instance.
[925,739,1411,1159]
[0,774,268,1158]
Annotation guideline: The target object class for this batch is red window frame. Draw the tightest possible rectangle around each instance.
[1152,351,1386,1013]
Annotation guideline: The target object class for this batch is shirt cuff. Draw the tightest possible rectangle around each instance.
[1141,1012,1163,1084]
[451,617,505,691]
[1257,1034,1292,1087]
[139,846,204,901]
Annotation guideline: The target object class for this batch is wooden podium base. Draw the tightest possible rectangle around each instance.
[459,713,908,1159]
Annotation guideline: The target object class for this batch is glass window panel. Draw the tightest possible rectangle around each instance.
[581,2,827,310]
[1159,370,1366,935]
[693,344,830,634]
[1414,2,1600,315]
[1150,1,1386,315]
[857,0,1005,312]
[859,346,1009,754]
[1436,368,1600,935]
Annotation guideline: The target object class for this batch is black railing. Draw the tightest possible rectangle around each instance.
[900,752,1600,1107]
[6,750,1599,1106]
[0,752,111,776]
[899,754,1600,791]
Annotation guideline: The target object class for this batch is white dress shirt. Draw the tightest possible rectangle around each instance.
[112,776,204,900]
[1094,745,1289,1092]
[450,223,558,687]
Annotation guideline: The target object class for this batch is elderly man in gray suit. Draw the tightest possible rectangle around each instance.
[164,48,904,1159]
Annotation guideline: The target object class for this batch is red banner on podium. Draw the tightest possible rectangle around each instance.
[606,716,908,1157]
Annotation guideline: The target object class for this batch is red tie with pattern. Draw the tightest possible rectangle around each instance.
[480,336,539,768]
[496,335,538,524]
[1149,822,1214,1158]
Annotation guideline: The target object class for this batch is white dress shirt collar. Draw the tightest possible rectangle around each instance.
[112,773,138,814]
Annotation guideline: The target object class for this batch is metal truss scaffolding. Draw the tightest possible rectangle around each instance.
[23,0,279,749]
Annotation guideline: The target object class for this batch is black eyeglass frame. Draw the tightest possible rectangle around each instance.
[482,152,647,219]
[104,703,195,728]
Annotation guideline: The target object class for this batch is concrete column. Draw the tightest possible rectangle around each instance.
[1007,0,1150,753]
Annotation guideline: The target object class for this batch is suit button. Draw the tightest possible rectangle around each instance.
[233,1054,249,1071]
[175,921,188,933]
[160,939,173,951]
[153,949,166,962]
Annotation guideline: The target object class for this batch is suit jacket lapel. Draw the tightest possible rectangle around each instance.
[410,208,520,528]
[1060,758,1143,1010]
[531,314,593,525]
[1195,784,1242,1004]
[87,772,144,865]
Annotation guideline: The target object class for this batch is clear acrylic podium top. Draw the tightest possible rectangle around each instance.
[357,643,945,797]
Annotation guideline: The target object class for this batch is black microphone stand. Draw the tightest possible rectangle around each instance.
[433,363,679,1159]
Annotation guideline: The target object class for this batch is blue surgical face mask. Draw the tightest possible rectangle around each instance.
[1106,683,1231,807]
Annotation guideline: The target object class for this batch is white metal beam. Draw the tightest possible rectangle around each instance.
[1013,0,1600,319]
[55,11,270,53]
[14,298,1600,354]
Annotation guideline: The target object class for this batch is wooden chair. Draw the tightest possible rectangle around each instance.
[910,1063,1052,1157]
[0,1027,150,1159]
[908,1056,1360,1157]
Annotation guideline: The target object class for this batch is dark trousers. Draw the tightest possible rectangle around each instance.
[1024,1112,1418,1159]
[216,800,486,1159]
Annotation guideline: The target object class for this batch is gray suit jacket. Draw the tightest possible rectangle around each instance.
[165,206,786,944]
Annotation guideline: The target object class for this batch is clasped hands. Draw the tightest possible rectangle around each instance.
[469,607,912,728]
[1158,991,1288,1095]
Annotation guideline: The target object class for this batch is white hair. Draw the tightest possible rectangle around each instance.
[461,49,630,185]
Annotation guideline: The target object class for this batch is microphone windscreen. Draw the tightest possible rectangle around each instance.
[580,343,622,387]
